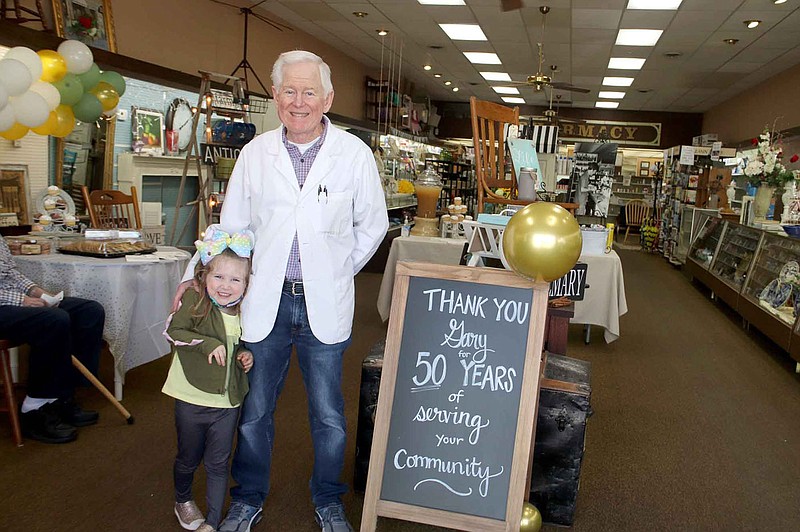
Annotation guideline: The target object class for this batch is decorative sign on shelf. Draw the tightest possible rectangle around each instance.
[548,263,588,301]
[201,143,243,165]
[361,262,548,532]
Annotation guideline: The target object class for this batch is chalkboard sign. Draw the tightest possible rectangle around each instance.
[361,262,549,532]
[548,263,588,301]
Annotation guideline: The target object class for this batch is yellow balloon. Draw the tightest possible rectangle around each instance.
[37,50,67,83]
[520,502,543,532]
[502,202,582,282]
[0,123,30,140]
[90,81,120,112]
[51,104,76,138]
[32,110,59,136]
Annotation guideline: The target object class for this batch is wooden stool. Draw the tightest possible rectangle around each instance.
[0,339,23,447]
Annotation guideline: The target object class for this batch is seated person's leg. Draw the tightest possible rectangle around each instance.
[60,297,105,385]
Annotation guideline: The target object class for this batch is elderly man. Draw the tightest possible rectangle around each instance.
[0,235,104,444]
[174,50,388,532]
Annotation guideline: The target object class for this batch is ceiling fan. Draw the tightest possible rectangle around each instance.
[511,6,590,94]
[531,91,585,127]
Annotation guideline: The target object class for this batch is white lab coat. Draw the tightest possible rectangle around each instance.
[182,119,389,344]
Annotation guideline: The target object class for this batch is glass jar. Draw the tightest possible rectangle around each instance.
[414,166,443,219]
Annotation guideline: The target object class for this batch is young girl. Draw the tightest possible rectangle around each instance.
[162,228,255,532]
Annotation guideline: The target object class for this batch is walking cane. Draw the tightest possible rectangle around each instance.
[71,356,134,424]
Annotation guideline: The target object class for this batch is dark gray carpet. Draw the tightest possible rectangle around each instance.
[2,250,800,531]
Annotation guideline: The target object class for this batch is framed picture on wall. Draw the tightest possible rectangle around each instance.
[132,107,165,156]
[0,166,30,225]
[51,0,117,52]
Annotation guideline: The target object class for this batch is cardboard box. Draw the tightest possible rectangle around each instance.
[692,133,719,147]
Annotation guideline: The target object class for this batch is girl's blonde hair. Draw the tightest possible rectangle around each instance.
[191,248,251,321]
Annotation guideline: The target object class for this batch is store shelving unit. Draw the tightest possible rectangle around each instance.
[708,223,762,308]
[424,159,475,216]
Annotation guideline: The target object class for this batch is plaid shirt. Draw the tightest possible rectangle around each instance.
[282,119,329,281]
[0,236,35,306]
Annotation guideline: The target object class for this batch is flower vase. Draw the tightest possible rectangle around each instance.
[753,185,777,220]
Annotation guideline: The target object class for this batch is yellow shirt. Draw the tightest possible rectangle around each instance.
[162,312,242,408]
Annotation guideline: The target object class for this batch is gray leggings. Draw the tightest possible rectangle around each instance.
[174,399,239,528]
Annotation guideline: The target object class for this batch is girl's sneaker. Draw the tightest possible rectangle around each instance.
[197,524,216,532]
[175,500,205,530]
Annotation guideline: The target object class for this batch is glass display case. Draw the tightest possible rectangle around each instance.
[675,206,719,264]
[687,214,724,270]
[742,232,800,326]
[711,223,762,291]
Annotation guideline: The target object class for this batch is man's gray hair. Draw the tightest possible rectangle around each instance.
[271,50,333,96]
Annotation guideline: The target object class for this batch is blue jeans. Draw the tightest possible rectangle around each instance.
[230,284,351,508]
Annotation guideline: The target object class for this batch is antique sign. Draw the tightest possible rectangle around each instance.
[559,120,661,146]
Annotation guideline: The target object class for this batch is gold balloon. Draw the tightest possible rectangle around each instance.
[502,202,582,282]
[0,123,30,140]
[520,502,543,532]
[50,104,76,138]
[90,81,120,112]
[32,110,58,136]
[37,50,67,83]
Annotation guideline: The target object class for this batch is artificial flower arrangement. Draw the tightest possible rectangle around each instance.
[743,123,798,188]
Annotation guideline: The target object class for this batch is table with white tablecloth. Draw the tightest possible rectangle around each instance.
[377,235,627,343]
[13,247,190,399]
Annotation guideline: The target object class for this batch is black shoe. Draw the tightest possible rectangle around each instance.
[20,403,78,444]
[56,398,99,427]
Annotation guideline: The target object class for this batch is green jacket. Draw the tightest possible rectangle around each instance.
[165,289,249,406]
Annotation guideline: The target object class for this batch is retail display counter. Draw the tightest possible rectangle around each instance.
[686,219,800,362]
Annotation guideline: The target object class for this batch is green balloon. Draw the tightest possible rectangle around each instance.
[99,70,126,97]
[72,93,102,123]
[53,73,84,106]
[77,63,101,92]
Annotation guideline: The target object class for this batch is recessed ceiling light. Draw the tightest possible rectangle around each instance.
[637,88,652,93]
[419,0,466,5]
[376,29,388,36]
[352,11,368,18]
[599,91,626,99]
[603,76,635,87]
[595,101,619,109]
[744,20,761,29]
[463,52,501,64]
[723,38,739,45]
[492,86,520,95]
[480,71,512,81]
[664,51,682,58]
[423,64,432,70]
[452,87,460,92]
[444,80,452,86]
[627,0,682,9]
[434,73,442,78]
[616,29,663,46]
[502,97,525,104]
[608,57,646,70]
[439,24,487,41]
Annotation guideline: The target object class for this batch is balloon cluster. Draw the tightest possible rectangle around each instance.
[0,40,126,140]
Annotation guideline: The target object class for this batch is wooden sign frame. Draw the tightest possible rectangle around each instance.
[360,261,549,532]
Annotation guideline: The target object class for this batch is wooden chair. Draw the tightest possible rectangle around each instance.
[82,186,143,229]
[470,96,577,215]
[0,339,22,447]
[623,199,650,244]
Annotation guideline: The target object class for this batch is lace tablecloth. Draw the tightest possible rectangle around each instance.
[12,247,190,395]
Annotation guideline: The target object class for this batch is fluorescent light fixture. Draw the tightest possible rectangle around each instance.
[418,0,465,5]
[608,57,646,70]
[463,52,502,64]
[595,101,619,108]
[480,71,512,81]
[603,76,635,86]
[774,0,787,4]
[502,97,526,104]
[616,29,662,46]
[492,86,520,95]
[598,91,626,99]
[627,0,682,9]
[439,24,487,41]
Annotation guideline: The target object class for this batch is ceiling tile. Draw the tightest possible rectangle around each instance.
[572,9,622,30]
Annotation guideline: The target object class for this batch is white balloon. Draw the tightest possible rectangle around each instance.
[29,81,61,110]
[0,82,8,111]
[10,91,49,128]
[57,40,94,74]
[4,47,43,81]
[0,58,33,97]
[0,105,15,131]
[102,105,118,118]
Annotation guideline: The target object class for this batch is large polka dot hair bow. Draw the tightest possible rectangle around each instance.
[195,227,255,265]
